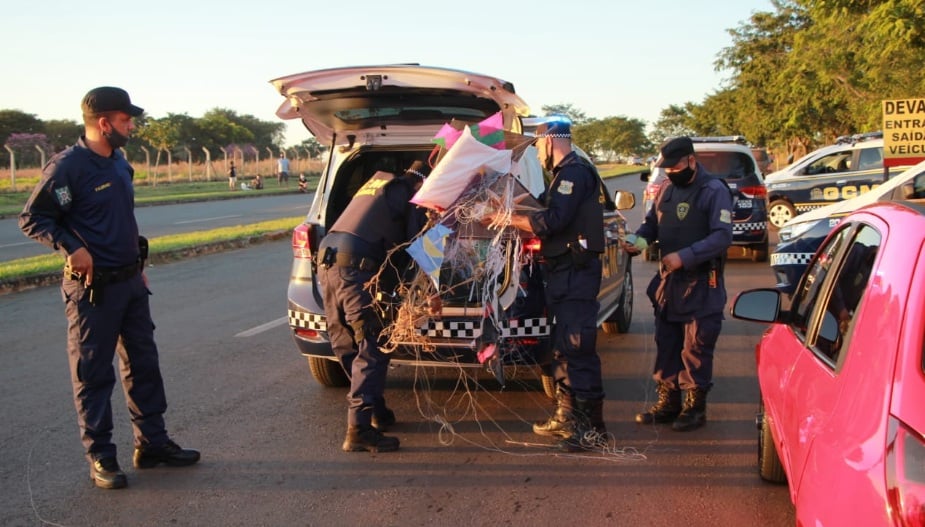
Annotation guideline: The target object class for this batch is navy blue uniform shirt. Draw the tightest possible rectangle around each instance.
[19,137,140,268]
[635,165,733,270]
[528,151,605,255]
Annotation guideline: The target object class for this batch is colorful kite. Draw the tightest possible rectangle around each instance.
[406,223,453,288]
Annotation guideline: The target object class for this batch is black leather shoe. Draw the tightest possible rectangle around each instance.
[372,408,396,432]
[90,457,127,489]
[133,440,201,468]
[342,425,400,453]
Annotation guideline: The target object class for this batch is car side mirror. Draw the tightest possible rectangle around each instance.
[613,190,635,211]
[731,288,782,323]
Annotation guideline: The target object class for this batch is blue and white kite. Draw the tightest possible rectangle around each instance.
[406,223,453,288]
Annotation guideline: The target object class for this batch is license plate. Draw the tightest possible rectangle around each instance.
[736,199,753,209]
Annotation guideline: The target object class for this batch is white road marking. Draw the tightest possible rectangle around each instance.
[0,241,34,248]
[236,316,288,337]
[174,214,242,225]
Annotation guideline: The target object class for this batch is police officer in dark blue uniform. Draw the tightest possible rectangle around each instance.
[318,160,429,453]
[19,87,199,489]
[495,117,613,451]
[624,136,734,431]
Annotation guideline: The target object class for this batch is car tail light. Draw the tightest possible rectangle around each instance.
[291,223,315,259]
[886,417,925,526]
[523,237,542,254]
[294,327,323,339]
[739,185,768,199]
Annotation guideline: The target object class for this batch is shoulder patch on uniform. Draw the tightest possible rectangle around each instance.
[54,186,72,206]
[557,180,574,195]
[719,209,732,223]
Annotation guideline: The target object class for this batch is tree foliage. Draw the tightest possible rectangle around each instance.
[704,0,925,157]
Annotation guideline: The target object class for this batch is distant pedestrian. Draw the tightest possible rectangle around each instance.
[277,154,290,186]
[18,86,200,490]
[228,160,237,191]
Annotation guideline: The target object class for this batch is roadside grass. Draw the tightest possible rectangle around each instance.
[1,216,303,285]
[0,177,318,218]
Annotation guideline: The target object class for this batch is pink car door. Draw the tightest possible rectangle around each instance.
[772,224,883,498]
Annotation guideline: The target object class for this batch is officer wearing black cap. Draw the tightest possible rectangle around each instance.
[19,86,200,490]
[494,117,614,451]
[623,136,733,432]
[317,160,430,453]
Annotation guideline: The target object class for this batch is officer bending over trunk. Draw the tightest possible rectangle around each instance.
[317,160,429,453]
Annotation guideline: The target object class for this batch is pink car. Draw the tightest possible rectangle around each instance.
[731,200,925,526]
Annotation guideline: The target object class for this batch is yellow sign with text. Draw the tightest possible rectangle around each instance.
[883,98,925,167]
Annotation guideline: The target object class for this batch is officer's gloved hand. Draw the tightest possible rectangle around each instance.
[623,234,648,255]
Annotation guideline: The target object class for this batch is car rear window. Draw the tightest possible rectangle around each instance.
[696,151,760,185]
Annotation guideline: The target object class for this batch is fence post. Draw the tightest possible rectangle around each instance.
[35,144,46,168]
[165,148,173,184]
[4,145,15,191]
[139,146,151,186]
[202,146,212,181]
[184,147,192,182]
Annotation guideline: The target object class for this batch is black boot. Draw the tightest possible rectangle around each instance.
[533,386,575,438]
[635,383,682,424]
[342,425,400,452]
[672,387,708,432]
[557,397,602,452]
[578,397,606,434]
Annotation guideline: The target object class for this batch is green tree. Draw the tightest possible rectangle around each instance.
[540,103,589,125]
[43,119,83,153]
[573,116,649,161]
[649,104,698,145]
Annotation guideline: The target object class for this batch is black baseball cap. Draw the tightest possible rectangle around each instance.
[654,136,694,168]
[81,86,144,117]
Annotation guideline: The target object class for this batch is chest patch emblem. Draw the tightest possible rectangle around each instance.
[676,202,689,220]
[557,180,573,195]
[54,186,72,206]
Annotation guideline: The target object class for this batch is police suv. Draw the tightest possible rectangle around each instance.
[271,65,636,398]
[764,133,909,229]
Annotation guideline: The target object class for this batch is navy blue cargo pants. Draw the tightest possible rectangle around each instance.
[318,264,389,427]
[62,274,168,461]
[544,257,605,400]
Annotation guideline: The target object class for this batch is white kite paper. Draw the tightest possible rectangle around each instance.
[411,126,512,211]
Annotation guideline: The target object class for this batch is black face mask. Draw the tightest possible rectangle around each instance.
[103,122,129,149]
[667,166,695,187]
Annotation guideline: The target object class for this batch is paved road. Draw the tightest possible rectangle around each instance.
[0,183,796,525]
[0,192,313,262]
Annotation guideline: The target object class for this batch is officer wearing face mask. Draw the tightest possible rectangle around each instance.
[19,87,200,490]
[622,136,733,432]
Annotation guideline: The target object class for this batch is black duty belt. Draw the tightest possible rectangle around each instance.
[543,252,573,267]
[65,262,141,285]
[335,252,381,272]
[319,246,382,272]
